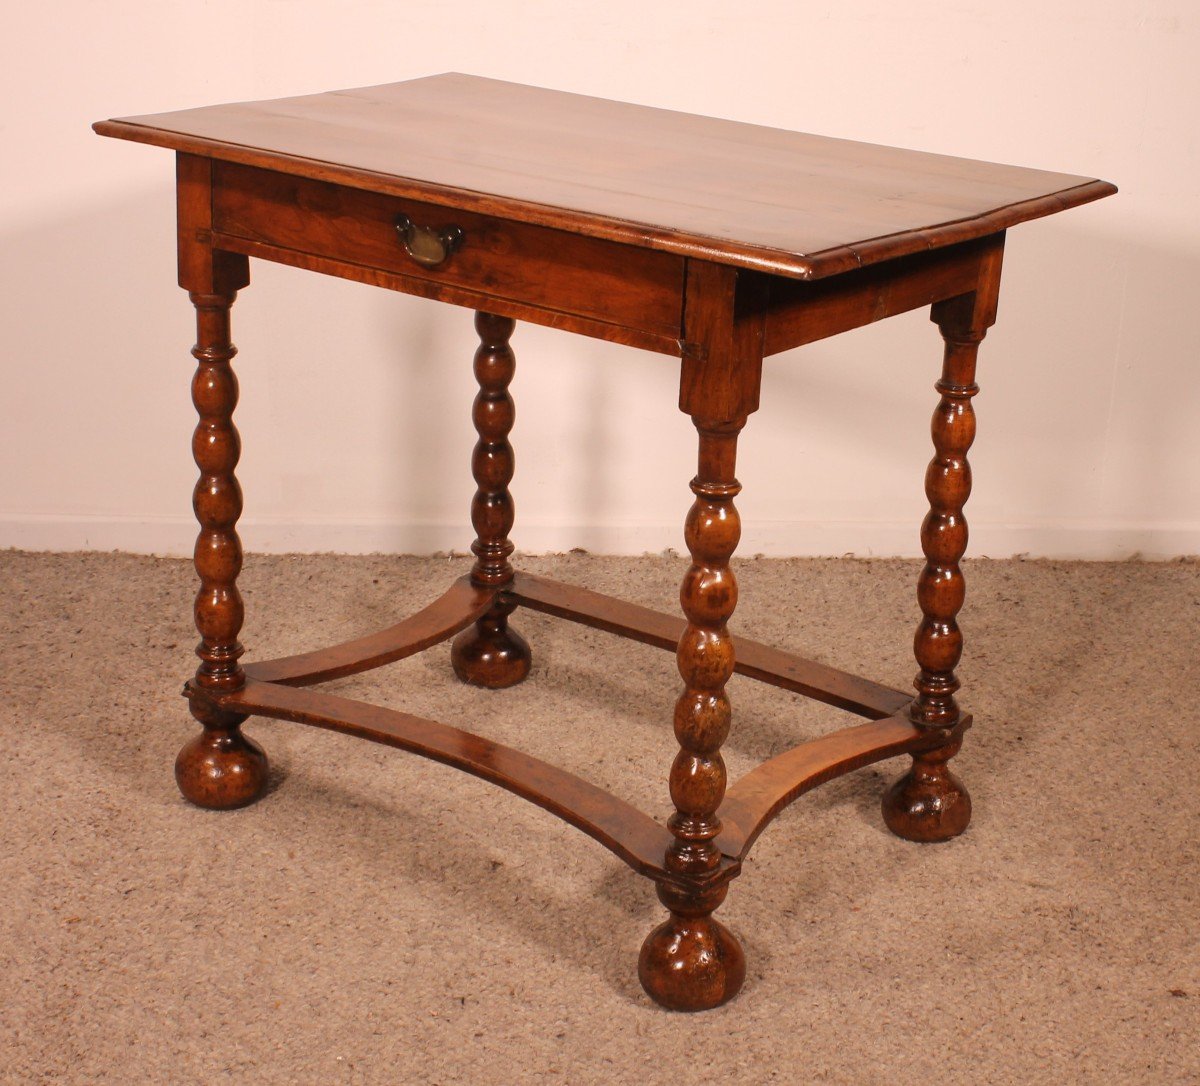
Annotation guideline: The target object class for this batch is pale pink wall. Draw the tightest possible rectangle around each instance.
[2,2,1193,558]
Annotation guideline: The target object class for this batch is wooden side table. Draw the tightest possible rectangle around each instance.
[94,75,1115,1011]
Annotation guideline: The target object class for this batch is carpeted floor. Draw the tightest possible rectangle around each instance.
[2,551,1197,1084]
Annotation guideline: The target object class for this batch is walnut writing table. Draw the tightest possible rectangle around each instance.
[94,75,1115,1011]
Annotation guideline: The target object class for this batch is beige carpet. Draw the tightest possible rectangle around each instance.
[2,551,1197,1084]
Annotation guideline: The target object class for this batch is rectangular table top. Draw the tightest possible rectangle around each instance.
[94,73,1115,281]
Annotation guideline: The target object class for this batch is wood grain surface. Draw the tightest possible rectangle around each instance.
[95,73,1115,280]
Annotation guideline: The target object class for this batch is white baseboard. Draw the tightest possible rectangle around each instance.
[2,512,1197,560]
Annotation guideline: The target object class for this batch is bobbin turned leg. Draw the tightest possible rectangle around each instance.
[639,421,746,1011]
[451,312,531,688]
[175,286,268,810]
[883,262,1001,842]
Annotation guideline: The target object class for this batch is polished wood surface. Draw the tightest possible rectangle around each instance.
[761,234,1002,356]
[244,575,494,686]
[450,313,532,689]
[639,420,747,1011]
[95,76,1115,1012]
[718,714,967,860]
[172,153,266,810]
[95,73,1114,281]
[224,568,933,880]
[882,247,1002,843]
[219,679,677,881]
[214,161,684,337]
[210,230,683,356]
[174,282,269,810]
[507,572,912,719]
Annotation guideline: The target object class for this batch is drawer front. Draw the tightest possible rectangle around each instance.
[212,162,684,337]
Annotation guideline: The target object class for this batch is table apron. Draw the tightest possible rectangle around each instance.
[210,161,687,350]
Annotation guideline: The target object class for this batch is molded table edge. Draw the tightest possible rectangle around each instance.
[92,118,1118,282]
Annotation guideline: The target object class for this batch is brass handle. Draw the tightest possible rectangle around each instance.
[394,214,464,268]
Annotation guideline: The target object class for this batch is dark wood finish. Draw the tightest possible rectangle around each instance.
[883,241,1003,843]
[94,76,1115,1011]
[507,572,912,719]
[95,74,1115,280]
[451,313,532,689]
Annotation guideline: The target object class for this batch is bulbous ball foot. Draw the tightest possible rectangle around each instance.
[882,749,971,842]
[451,620,531,689]
[638,913,746,1011]
[175,714,269,811]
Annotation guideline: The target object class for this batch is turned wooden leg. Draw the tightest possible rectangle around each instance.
[175,289,268,810]
[639,421,745,1011]
[451,311,531,688]
[883,302,989,842]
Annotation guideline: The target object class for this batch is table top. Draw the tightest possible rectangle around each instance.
[94,73,1115,281]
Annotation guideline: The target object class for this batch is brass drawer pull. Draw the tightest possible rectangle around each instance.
[394,214,464,268]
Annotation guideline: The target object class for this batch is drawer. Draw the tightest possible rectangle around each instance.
[212,162,685,337]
